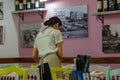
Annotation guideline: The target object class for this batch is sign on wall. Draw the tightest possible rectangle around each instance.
[54,5,88,38]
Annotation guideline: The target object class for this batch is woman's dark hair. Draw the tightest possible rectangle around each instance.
[44,16,62,26]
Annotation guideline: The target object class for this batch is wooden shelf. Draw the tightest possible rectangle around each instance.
[92,10,120,16]
[12,8,47,20]
[12,8,47,14]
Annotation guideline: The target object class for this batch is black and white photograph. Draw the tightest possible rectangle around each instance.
[102,24,120,53]
[0,2,3,20]
[0,26,4,44]
[20,23,42,47]
[54,5,88,38]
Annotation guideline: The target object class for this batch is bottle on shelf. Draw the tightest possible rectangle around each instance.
[35,0,40,8]
[107,0,116,11]
[97,0,103,12]
[19,0,24,10]
[103,0,108,11]
[23,0,27,10]
[39,1,45,8]
[27,0,31,9]
[116,0,120,10]
[15,0,19,11]
[31,0,35,9]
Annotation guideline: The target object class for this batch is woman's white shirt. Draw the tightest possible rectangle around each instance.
[34,27,63,57]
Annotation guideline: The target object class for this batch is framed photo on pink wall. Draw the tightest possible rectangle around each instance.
[102,24,120,53]
[20,23,42,47]
[54,5,88,38]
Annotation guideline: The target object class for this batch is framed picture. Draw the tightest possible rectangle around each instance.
[54,5,88,38]
[102,24,120,53]
[0,25,5,44]
[20,23,42,47]
[0,2,3,20]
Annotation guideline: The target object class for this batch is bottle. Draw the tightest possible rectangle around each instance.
[84,56,90,72]
[31,0,35,9]
[76,55,83,72]
[27,0,31,9]
[103,0,108,11]
[39,1,45,8]
[82,55,91,80]
[19,0,24,10]
[116,0,120,10]
[23,0,27,10]
[15,0,19,11]
[107,0,116,11]
[35,0,39,8]
[97,0,103,12]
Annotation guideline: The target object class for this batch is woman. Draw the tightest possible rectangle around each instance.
[32,16,63,67]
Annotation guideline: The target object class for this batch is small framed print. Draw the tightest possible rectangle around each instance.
[20,23,42,47]
[0,25,5,44]
[102,24,120,53]
[0,2,3,20]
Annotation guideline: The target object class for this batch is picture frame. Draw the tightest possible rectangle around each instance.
[102,24,120,53]
[0,2,3,20]
[0,25,5,44]
[54,5,88,38]
[20,23,42,48]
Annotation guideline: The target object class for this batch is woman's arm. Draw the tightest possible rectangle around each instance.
[56,42,63,63]
[32,48,39,63]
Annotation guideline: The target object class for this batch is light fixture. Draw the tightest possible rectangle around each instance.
[40,0,47,2]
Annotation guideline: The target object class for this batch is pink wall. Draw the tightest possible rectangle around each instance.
[19,0,120,68]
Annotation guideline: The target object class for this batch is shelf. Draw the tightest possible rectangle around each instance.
[92,10,120,16]
[12,8,47,14]
[12,8,47,20]
[91,10,120,25]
